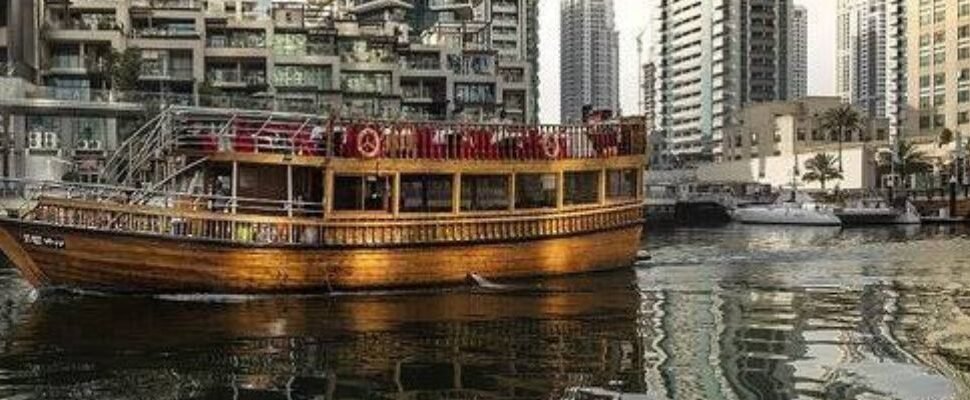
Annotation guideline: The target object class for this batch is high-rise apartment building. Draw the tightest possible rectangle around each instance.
[788,5,807,99]
[838,0,908,141]
[560,0,619,123]
[653,0,791,162]
[642,62,656,130]
[29,0,539,122]
[907,0,970,137]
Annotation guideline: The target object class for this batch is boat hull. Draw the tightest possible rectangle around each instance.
[0,219,642,294]
[732,207,842,226]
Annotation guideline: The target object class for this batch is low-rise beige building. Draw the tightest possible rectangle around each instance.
[720,97,904,162]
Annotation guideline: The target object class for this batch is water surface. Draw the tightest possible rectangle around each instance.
[0,224,969,399]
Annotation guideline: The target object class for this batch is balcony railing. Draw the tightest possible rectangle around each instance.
[17,191,642,247]
[169,108,647,161]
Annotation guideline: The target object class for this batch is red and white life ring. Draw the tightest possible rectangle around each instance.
[357,127,381,159]
[542,133,561,159]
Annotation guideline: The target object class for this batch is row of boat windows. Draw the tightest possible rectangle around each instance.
[332,170,639,213]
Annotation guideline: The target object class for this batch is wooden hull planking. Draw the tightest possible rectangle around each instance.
[0,220,643,293]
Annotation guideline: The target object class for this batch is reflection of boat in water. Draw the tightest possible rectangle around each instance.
[0,271,647,400]
[835,198,921,226]
[0,107,646,294]
[731,192,841,226]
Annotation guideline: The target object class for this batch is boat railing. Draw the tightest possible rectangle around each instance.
[25,197,644,247]
[168,108,647,161]
[0,178,324,218]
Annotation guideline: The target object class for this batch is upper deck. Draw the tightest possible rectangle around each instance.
[165,107,647,166]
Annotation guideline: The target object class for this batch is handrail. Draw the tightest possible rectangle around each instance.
[169,111,647,161]
[25,198,644,247]
[0,178,324,218]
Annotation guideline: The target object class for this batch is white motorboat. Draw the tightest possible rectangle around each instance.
[835,199,921,225]
[731,192,841,226]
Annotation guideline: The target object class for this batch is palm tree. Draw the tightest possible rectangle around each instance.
[802,153,844,190]
[819,105,866,172]
[878,140,933,188]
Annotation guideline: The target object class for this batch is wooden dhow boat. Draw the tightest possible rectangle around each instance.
[0,107,646,293]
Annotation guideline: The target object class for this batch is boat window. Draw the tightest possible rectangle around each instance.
[237,164,288,214]
[400,174,453,213]
[292,167,324,216]
[461,175,509,211]
[606,169,638,200]
[333,175,391,212]
[563,171,599,205]
[515,173,556,209]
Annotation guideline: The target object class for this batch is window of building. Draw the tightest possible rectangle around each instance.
[920,115,932,129]
[936,31,947,43]
[961,89,970,103]
[935,73,946,86]
[606,169,637,200]
[935,114,946,128]
[273,33,307,56]
[563,171,600,205]
[961,47,970,60]
[400,175,453,213]
[935,50,946,64]
[921,75,932,88]
[515,173,557,209]
[921,95,932,109]
[920,33,931,47]
[961,25,970,38]
[460,175,509,211]
[960,112,970,124]
[333,175,391,212]
[936,94,947,106]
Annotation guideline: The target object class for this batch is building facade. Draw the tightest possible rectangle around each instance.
[652,0,791,162]
[722,97,891,163]
[788,5,807,99]
[29,0,539,123]
[837,0,908,142]
[907,0,970,139]
[560,0,619,123]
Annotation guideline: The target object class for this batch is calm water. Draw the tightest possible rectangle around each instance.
[0,225,969,399]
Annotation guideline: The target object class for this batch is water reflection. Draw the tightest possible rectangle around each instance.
[0,225,969,399]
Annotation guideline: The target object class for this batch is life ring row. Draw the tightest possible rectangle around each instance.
[354,127,565,159]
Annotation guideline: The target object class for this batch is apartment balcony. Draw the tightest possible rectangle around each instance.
[47,56,111,76]
[131,26,201,39]
[205,48,270,59]
[206,70,267,88]
[44,19,122,42]
[131,0,202,10]
[492,2,518,13]
[140,65,195,81]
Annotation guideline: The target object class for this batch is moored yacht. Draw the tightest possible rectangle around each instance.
[834,198,921,226]
[731,192,841,226]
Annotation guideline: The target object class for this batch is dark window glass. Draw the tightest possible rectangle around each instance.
[400,174,453,212]
[333,175,391,211]
[563,171,599,205]
[461,175,509,211]
[515,173,556,209]
[606,169,638,200]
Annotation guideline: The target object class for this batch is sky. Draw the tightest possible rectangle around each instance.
[537,0,838,123]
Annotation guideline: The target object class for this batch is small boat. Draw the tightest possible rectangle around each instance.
[834,199,921,226]
[731,193,841,226]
